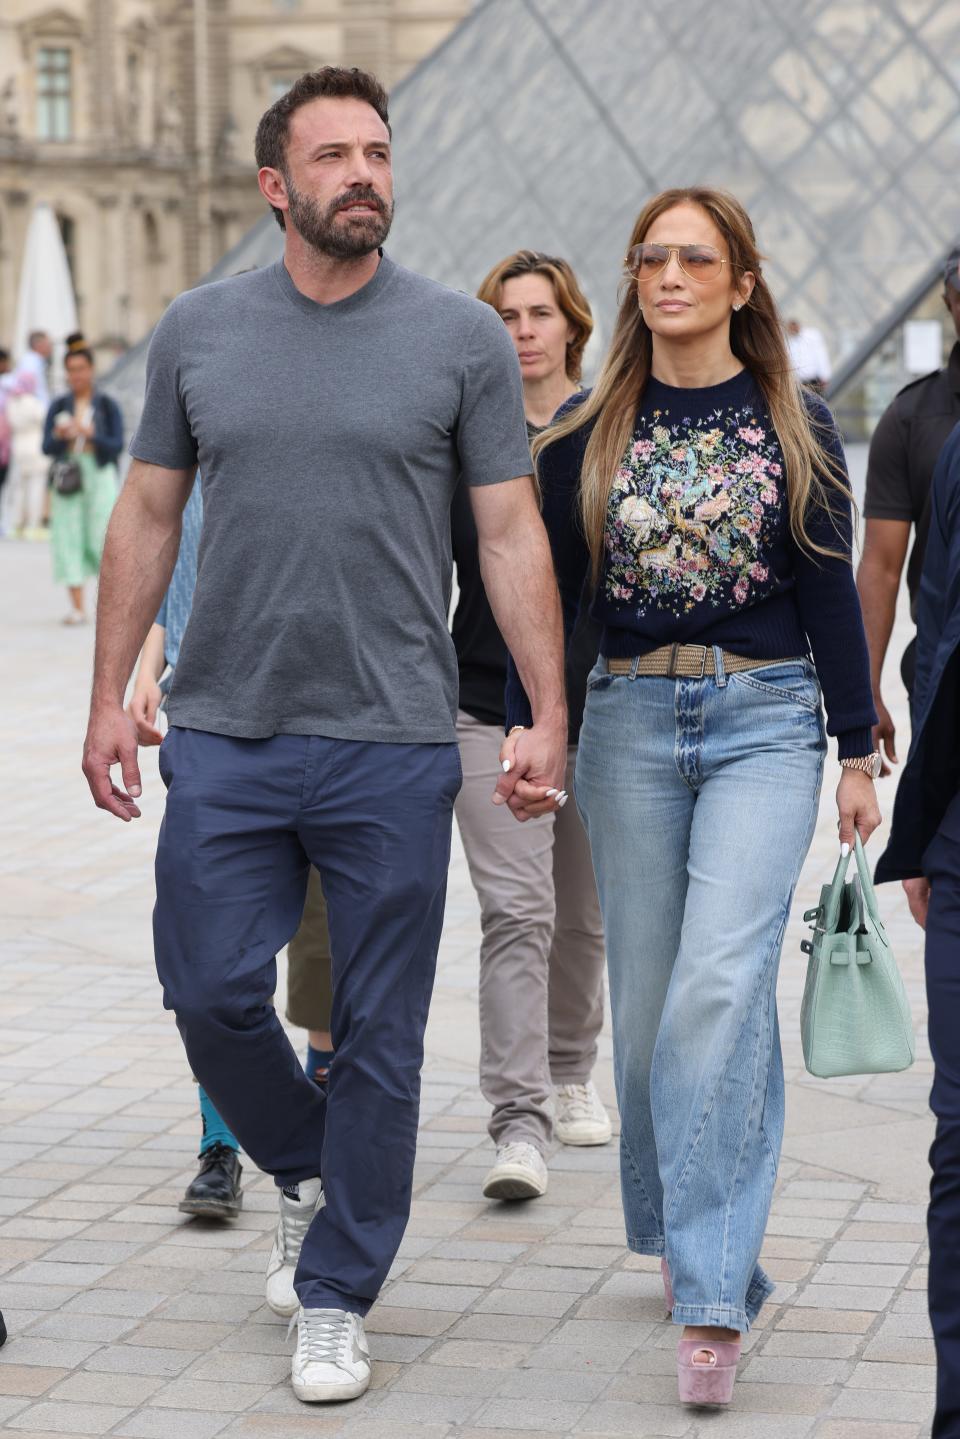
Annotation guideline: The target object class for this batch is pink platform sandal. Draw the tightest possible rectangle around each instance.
[676,1338,741,1406]
[660,1258,673,1316]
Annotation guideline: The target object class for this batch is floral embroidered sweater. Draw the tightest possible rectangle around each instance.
[506,369,876,757]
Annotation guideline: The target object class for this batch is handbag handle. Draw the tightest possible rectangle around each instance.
[853,834,883,927]
[820,846,853,931]
[812,837,879,933]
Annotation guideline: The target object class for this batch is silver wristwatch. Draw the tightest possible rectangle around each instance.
[839,752,882,780]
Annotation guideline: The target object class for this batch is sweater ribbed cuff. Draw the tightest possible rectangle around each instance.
[836,727,874,761]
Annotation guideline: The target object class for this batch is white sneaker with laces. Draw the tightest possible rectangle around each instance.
[482,1140,548,1200]
[265,1176,324,1317]
[554,1080,612,1146]
[290,1306,371,1402]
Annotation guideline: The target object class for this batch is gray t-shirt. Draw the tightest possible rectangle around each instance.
[131,254,532,743]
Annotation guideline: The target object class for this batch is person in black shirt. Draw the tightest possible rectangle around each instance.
[450,252,609,1203]
[875,422,960,1439]
[857,243,960,772]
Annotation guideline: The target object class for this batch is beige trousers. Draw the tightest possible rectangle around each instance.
[454,710,606,1152]
[285,867,333,1030]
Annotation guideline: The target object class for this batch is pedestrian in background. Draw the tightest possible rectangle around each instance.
[0,347,11,528]
[42,333,123,625]
[14,329,52,412]
[875,419,960,1439]
[507,186,880,1406]
[453,250,609,1204]
[857,242,960,772]
[785,316,831,394]
[5,370,47,540]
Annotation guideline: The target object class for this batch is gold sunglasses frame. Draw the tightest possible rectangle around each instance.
[625,243,730,284]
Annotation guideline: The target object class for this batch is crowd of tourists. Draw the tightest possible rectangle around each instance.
[3,59,959,1435]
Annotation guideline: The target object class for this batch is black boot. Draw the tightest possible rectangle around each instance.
[0,1310,6,1347]
[178,1142,243,1219]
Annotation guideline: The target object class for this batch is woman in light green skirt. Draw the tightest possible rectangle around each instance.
[42,332,124,625]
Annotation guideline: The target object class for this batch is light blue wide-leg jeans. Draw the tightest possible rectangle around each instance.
[575,654,826,1332]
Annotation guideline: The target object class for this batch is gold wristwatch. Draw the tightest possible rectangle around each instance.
[839,752,882,780]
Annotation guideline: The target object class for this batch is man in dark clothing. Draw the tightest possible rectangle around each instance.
[876,420,960,1439]
[857,244,960,773]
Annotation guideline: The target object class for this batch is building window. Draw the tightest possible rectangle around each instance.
[37,46,72,141]
[270,76,296,101]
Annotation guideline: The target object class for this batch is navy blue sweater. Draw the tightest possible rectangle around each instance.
[506,370,876,758]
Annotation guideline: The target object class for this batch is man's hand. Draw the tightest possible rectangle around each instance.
[872,694,898,777]
[902,877,931,931]
[837,769,882,849]
[82,704,144,822]
[126,677,164,747]
[493,717,567,822]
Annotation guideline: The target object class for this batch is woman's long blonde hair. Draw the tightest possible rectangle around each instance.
[533,187,849,582]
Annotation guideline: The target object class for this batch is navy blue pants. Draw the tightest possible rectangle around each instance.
[154,728,461,1314]
[925,794,960,1437]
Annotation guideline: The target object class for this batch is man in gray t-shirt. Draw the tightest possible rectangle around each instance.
[82,67,568,1406]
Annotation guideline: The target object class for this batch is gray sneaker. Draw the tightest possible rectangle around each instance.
[290,1306,371,1402]
[554,1081,612,1146]
[482,1140,548,1200]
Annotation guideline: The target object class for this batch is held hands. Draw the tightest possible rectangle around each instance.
[82,704,144,822]
[493,717,568,822]
[836,769,882,851]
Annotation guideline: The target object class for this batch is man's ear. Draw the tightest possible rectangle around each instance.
[258,166,288,215]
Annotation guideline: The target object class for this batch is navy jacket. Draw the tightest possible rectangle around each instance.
[876,422,960,882]
[42,390,124,470]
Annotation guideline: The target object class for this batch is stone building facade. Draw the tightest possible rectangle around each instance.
[0,0,470,353]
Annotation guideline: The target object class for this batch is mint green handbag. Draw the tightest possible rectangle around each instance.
[799,836,915,1079]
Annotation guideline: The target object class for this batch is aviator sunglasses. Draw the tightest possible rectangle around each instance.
[625,243,730,283]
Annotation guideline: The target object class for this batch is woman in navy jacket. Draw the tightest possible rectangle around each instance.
[42,333,123,624]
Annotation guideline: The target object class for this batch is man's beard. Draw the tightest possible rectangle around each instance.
[285,179,394,259]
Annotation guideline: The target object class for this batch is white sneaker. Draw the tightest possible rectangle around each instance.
[482,1141,548,1200]
[290,1306,371,1402]
[265,1177,324,1317]
[554,1080,612,1146]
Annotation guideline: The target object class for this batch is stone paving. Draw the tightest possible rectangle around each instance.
[0,536,936,1439]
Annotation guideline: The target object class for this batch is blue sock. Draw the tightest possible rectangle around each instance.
[198,1086,239,1154]
[306,1046,335,1086]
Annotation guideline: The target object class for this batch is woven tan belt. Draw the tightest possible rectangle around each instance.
[606,645,797,679]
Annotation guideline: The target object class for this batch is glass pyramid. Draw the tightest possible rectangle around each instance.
[108,0,960,430]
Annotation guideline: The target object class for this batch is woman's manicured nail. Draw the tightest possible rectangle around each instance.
[841,842,850,857]
[557,793,569,807]
[501,760,511,773]
[545,788,558,797]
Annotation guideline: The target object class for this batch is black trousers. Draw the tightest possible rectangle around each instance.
[925,795,960,1437]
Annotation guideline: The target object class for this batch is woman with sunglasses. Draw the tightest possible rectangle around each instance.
[504,188,880,1405]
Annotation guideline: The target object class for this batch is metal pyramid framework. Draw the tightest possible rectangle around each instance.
[107,0,960,423]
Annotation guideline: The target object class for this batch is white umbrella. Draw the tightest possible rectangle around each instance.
[13,202,78,380]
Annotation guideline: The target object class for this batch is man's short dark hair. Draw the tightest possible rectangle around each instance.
[28,329,49,350]
[255,67,391,231]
